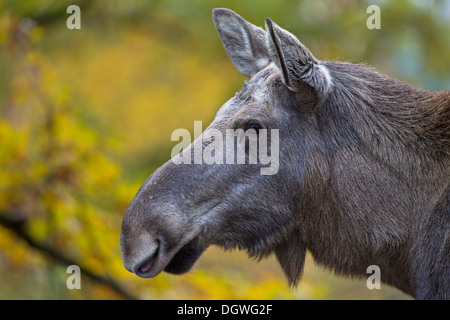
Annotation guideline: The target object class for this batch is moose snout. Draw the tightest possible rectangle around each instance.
[120,220,162,278]
[120,162,209,279]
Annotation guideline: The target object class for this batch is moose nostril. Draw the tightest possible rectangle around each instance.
[139,256,155,273]
[136,244,159,275]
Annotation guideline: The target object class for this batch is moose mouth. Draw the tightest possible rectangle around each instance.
[134,234,205,278]
[163,237,204,274]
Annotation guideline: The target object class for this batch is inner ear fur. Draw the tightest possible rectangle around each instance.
[213,8,271,78]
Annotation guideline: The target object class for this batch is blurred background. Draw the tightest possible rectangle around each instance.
[0,0,448,299]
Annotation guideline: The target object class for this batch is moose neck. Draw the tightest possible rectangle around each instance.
[324,62,450,168]
[293,62,449,296]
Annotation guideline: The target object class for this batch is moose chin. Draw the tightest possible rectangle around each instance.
[120,8,450,300]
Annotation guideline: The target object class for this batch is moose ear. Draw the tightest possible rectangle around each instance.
[213,8,271,78]
[265,18,331,98]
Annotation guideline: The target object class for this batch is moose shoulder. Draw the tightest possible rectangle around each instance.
[120,8,450,299]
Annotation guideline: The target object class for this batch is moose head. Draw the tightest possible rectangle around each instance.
[121,8,450,299]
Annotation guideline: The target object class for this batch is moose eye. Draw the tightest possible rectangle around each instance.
[243,121,262,134]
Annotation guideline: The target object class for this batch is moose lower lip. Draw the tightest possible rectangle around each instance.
[133,235,202,278]
[163,236,204,275]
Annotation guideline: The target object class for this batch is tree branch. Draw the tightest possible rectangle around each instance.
[0,213,137,300]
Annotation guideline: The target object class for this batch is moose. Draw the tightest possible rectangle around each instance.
[121,8,449,299]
